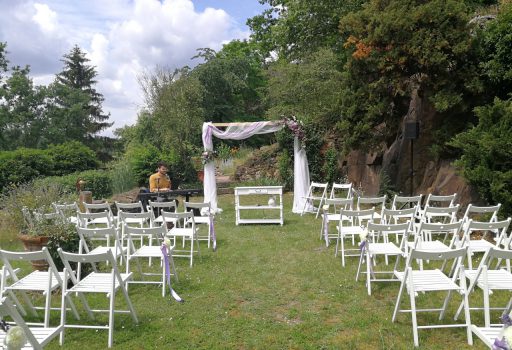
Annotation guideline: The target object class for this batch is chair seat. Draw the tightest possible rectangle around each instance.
[465,269,512,290]
[368,243,403,256]
[69,272,132,293]
[154,216,177,224]
[130,245,170,258]
[394,269,461,292]
[88,217,114,226]
[0,326,62,348]
[89,246,126,257]
[188,216,210,225]
[468,240,494,253]
[167,227,196,237]
[7,271,66,291]
[471,325,502,347]
[407,240,449,252]
[338,226,365,235]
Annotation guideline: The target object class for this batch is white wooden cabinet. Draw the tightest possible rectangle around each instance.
[235,186,283,225]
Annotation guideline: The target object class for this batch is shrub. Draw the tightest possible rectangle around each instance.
[47,141,99,176]
[450,97,512,217]
[322,147,340,185]
[0,148,53,189]
[278,150,292,190]
[109,159,137,194]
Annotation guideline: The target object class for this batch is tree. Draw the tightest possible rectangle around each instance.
[49,45,112,157]
[337,0,482,150]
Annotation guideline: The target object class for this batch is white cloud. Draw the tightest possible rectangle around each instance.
[0,0,254,135]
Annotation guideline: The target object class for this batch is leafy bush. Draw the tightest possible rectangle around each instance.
[322,147,340,185]
[47,141,99,176]
[0,181,76,232]
[35,169,113,200]
[0,148,53,189]
[278,150,293,190]
[450,97,512,217]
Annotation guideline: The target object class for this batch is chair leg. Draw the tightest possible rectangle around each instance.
[460,268,473,345]
[341,236,346,267]
[355,250,364,282]
[108,291,115,348]
[366,250,372,296]
[409,283,419,347]
[392,271,408,322]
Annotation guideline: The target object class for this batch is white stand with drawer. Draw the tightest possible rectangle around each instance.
[235,186,283,225]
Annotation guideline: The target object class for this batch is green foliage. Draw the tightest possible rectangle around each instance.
[36,169,113,200]
[450,97,512,217]
[378,170,398,201]
[0,148,52,189]
[338,0,481,151]
[217,143,232,161]
[0,181,75,232]
[322,147,340,184]
[46,141,99,176]
[125,143,167,187]
[109,159,137,194]
[45,219,81,271]
[277,150,292,190]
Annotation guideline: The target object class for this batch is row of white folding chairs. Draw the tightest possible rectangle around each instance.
[0,247,140,348]
[301,182,354,218]
[354,217,512,347]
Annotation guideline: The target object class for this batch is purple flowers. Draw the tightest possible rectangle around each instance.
[201,150,217,165]
[284,116,306,144]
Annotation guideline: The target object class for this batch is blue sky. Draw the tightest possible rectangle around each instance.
[0,0,267,134]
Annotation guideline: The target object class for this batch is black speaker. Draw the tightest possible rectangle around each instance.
[404,121,420,140]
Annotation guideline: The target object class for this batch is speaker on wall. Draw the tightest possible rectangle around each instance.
[404,121,420,140]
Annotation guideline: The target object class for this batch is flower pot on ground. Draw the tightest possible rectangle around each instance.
[197,170,204,182]
[18,234,50,271]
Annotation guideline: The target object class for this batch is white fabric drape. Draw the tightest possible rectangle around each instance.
[202,121,311,213]
[292,136,311,213]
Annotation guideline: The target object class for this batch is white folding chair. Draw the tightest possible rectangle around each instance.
[454,247,512,327]
[83,202,117,227]
[357,195,387,223]
[148,200,177,226]
[115,201,146,228]
[356,222,410,295]
[58,248,138,348]
[320,198,353,246]
[335,208,374,267]
[162,211,200,267]
[125,225,177,297]
[381,207,416,243]
[184,202,214,249]
[77,211,115,229]
[392,247,472,347]
[462,203,501,227]
[0,248,80,328]
[416,193,457,219]
[301,182,328,218]
[408,221,464,258]
[117,211,154,253]
[329,182,353,200]
[0,296,62,349]
[460,219,511,270]
[53,202,80,225]
[391,194,422,211]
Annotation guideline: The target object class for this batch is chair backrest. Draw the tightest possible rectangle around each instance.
[184,201,211,216]
[117,211,153,227]
[381,207,417,225]
[148,200,176,216]
[367,221,411,247]
[422,204,459,223]
[329,183,353,200]
[307,182,328,198]
[76,226,120,254]
[123,224,166,241]
[408,246,467,262]
[115,201,144,213]
[83,202,114,215]
[462,218,511,247]
[339,208,375,226]
[391,195,423,210]
[0,296,49,350]
[53,202,80,223]
[58,248,119,284]
[77,211,114,228]
[357,196,386,215]
[477,246,512,272]
[323,198,353,213]
[424,193,457,208]
[0,247,62,285]
[161,210,195,228]
[414,220,463,247]
[462,203,501,223]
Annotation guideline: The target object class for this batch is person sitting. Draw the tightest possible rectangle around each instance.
[149,161,171,192]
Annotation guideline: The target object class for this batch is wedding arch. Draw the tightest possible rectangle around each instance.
[201,121,311,213]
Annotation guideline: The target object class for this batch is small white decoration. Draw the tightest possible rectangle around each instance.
[164,238,172,249]
[359,228,369,242]
[268,196,276,207]
[4,326,27,350]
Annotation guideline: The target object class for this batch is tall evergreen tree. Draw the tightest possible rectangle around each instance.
[50,45,113,157]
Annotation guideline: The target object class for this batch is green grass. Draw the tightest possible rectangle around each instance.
[1,194,494,349]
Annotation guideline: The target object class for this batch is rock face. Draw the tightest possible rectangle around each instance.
[233,143,281,181]
[340,89,481,208]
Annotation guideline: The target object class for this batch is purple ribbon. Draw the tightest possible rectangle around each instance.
[493,337,510,350]
[209,214,217,252]
[161,244,184,303]
[359,240,367,251]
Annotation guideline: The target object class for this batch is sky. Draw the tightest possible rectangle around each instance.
[0,0,267,135]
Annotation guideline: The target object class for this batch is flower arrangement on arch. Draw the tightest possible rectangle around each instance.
[493,314,512,349]
[201,150,217,165]
[283,116,306,144]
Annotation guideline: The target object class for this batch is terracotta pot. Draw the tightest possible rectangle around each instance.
[197,170,205,182]
[18,234,50,271]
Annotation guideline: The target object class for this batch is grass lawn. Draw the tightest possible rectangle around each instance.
[2,193,493,349]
